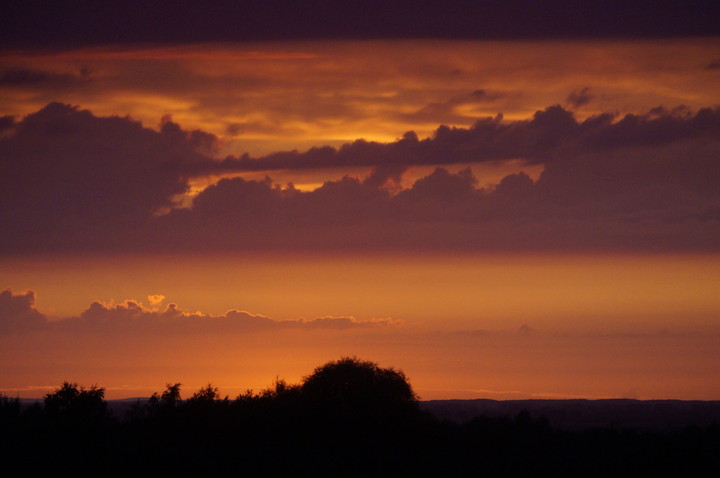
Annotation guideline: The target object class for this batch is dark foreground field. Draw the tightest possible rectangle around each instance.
[3,359,719,477]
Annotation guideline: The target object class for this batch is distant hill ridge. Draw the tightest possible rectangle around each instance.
[420,398,720,431]
[17,396,720,431]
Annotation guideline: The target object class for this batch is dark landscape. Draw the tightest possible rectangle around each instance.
[421,398,720,431]
[3,358,719,477]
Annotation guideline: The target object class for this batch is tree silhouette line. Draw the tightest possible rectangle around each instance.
[2,357,719,477]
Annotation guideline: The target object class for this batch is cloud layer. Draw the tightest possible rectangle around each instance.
[211,104,720,170]
[2,103,719,253]
[4,40,719,156]
[5,1,719,49]
[0,288,396,335]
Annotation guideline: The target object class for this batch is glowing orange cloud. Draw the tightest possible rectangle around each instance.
[3,39,719,156]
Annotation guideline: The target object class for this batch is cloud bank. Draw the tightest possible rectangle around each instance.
[2,103,719,253]
[3,40,717,158]
[0,289,47,333]
[210,104,720,170]
[0,288,397,335]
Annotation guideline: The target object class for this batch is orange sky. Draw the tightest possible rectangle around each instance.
[2,38,720,401]
[3,40,719,160]
[2,253,719,400]
[3,252,720,333]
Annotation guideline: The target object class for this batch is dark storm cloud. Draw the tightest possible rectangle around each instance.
[202,102,717,251]
[0,103,214,251]
[161,150,720,252]
[211,105,720,173]
[4,1,719,48]
[2,103,720,253]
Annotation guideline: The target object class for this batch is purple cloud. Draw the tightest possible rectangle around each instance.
[3,103,719,253]
[207,105,720,173]
[0,103,214,251]
[0,289,47,333]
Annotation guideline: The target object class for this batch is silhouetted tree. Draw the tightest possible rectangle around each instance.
[296,357,423,474]
[30,382,114,472]
[157,382,182,407]
[43,381,108,423]
[189,383,220,402]
[301,356,418,414]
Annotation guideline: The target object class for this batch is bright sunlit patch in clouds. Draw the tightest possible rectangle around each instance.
[183,159,544,199]
[147,294,165,307]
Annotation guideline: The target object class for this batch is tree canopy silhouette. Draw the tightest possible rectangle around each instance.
[189,383,220,402]
[43,381,108,423]
[3,359,720,477]
[301,356,418,418]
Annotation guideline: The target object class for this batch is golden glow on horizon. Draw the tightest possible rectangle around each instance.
[3,38,720,402]
[2,324,719,401]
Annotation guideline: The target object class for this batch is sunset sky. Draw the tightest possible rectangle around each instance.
[2,1,719,401]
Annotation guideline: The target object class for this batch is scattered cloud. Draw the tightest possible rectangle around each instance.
[399,89,504,124]
[566,87,594,108]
